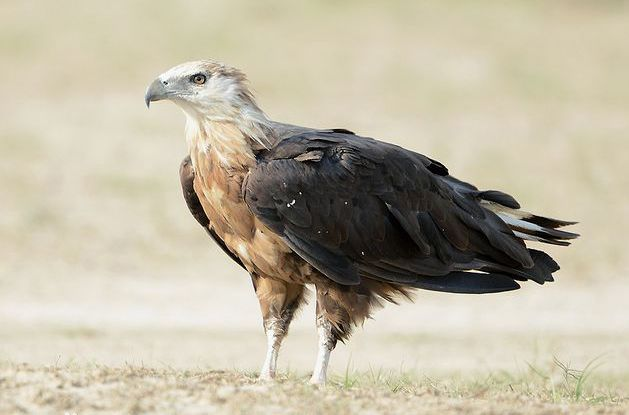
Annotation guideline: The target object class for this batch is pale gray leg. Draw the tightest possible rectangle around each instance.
[309,314,336,384]
[253,277,305,381]
[259,317,288,381]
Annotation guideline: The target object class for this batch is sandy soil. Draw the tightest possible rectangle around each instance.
[1,363,627,415]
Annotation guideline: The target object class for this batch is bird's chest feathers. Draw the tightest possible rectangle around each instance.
[188,124,256,239]
[186,120,299,279]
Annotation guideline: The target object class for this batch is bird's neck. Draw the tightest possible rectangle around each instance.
[184,104,275,170]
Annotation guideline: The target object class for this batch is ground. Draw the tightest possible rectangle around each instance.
[1,0,628,414]
[1,362,627,415]
[1,281,627,414]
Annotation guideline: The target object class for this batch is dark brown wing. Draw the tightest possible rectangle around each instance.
[244,131,559,293]
[179,156,246,270]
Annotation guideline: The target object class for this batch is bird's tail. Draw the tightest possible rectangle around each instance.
[483,203,580,246]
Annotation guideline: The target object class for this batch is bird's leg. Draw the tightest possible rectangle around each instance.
[309,313,336,385]
[260,320,281,380]
[309,281,368,385]
[253,276,305,381]
[259,312,292,381]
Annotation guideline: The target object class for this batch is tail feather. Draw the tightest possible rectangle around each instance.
[519,213,577,229]
[512,230,570,246]
[482,202,579,246]
[499,212,579,244]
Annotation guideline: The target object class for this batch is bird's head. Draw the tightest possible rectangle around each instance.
[145,60,273,150]
[145,60,258,120]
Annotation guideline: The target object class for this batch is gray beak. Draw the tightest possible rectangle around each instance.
[144,78,169,108]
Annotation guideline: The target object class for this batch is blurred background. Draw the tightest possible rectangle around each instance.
[1,0,628,381]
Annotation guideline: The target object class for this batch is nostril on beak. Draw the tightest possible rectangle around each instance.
[162,80,168,86]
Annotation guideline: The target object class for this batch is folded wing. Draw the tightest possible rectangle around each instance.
[243,131,577,293]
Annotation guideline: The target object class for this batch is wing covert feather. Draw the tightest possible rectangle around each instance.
[244,131,533,286]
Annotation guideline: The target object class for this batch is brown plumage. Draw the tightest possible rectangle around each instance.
[146,60,579,384]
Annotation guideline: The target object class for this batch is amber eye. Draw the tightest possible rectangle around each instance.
[191,74,206,85]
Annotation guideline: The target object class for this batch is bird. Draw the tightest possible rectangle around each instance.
[145,60,579,384]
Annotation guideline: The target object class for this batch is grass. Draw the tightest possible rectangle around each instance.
[1,361,625,415]
[1,325,626,413]
[328,357,625,406]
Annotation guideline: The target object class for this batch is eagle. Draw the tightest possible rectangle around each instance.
[145,60,578,384]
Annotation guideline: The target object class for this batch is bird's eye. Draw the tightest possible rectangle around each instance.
[191,74,207,85]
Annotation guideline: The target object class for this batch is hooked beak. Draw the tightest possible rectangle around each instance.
[144,78,169,108]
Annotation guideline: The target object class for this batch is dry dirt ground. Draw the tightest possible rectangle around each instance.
[1,364,626,415]
[1,1,628,414]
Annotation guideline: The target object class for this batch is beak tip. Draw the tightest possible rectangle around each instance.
[145,77,167,109]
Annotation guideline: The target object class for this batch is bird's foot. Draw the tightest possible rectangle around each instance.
[258,370,276,382]
[308,373,326,386]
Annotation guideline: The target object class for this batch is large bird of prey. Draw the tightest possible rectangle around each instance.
[145,60,578,384]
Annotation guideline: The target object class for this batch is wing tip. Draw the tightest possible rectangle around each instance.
[407,272,521,294]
